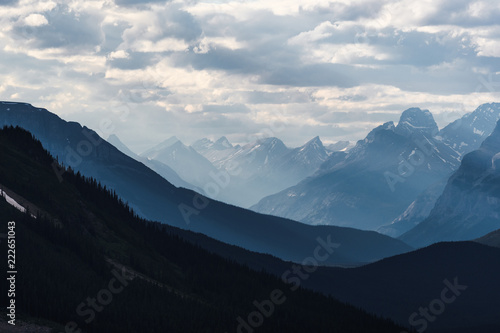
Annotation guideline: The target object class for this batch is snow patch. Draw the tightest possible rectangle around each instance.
[473,127,485,136]
[1,190,36,218]
[1,190,26,213]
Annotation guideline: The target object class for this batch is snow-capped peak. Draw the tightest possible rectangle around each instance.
[395,108,438,138]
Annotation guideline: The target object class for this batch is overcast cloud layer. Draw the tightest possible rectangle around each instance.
[1,0,500,151]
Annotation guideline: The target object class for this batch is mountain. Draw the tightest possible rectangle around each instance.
[438,103,500,155]
[224,137,291,176]
[140,137,219,193]
[213,135,233,150]
[192,136,242,170]
[377,179,448,237]
[242,136,330,202]
[272,136,329,177]
[0,102,411,266]
[252,108,460,230]
[107,134,196,191]
[0,125,406,333]
[192,136,234,152]
[395,107,439,137]
[326,140,353,152]
[400,118,500,248]
[308,241,500,333]
[107,133,138,158]
[475,228,500,248]
[141,135,180,156]
[193,136,331,207]
[378,103,500,237]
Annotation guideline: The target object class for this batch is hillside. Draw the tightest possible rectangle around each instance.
[309,242,500,333]
[0,102,412,266]
[0,125,406,332]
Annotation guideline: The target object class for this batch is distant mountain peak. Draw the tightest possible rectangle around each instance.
[301,136,325,151]
[475,102,500,114]
[468,103,500,130]
[395,107,438,137]
[254,137,285,148]
[365,121,395,142]
[260,136,278,143]
[326,141,352,152]
[191,138,213,151]
[142,136,180,155]
[107,134,136,157]
[214,136,233,150]
[438,103,500,155]
[170,139,186,150]
[306,136,321,144]
[162,135,180,146]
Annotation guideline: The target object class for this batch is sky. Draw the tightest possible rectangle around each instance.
[1,0,500,152]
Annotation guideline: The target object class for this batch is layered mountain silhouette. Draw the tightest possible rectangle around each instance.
[192,135,331,207]
[377,179,448,237]
[0,102,411,266]
[2,102,500,332]
[310,241,500,333]
[0,125,407,333]
[252,107,461,230]
[400,118,500,247]
[140,136,218,192]
[107,134,197,191]
[475,228,500,248]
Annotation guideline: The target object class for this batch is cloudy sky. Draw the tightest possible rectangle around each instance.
[1,0,500,151]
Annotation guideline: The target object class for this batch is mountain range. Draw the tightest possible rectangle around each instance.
[0,102,411,266]
[0,125,407,332]
[379,103,500,236]
[139,135,219,193]
[400,116,500,247]
[3,100,500,332]
[4,101,500,252]
[252,107,461,230]
[128,132,338,208]
[107,134,197,191]
[190,135,332,207]
[252,104,500,234]
[2,124,500,332]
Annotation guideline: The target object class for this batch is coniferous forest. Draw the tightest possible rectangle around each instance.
[0,126,407,332]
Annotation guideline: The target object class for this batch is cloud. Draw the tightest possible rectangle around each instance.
[0,0,18,6]
[202,103,251,114]
[114,0,170,6]
[106,51,161,70]
[24,13,48,27]
[259,63,359,87]
[108,50,130,60]
[423,0,500,27]
[0,0,499,148]
[10,4,104,51]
